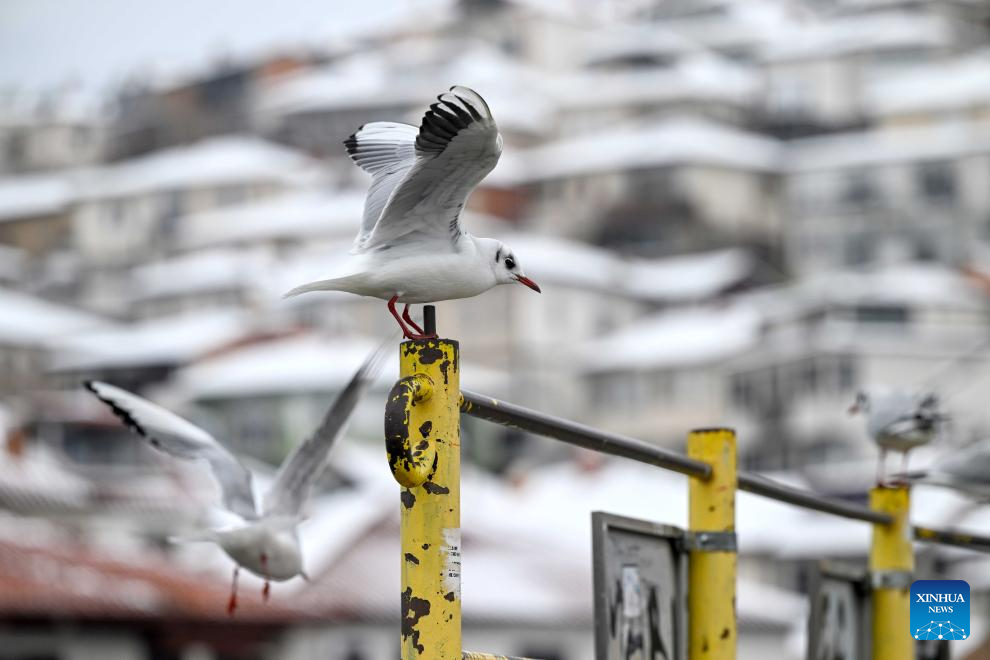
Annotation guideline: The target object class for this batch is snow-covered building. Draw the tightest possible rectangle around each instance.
[760,12,956,136]
[0,288,107,395]
[487,118,783,256]
[0,174,75,257]
[868,49,990,132]
[68,137,324,314]
[0,93,103,175]
[783,122,990,274]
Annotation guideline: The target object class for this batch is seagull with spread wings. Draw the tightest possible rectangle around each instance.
[85,340,389,614]
[285,86,540,339]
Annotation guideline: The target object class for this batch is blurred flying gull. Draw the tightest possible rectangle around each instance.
[285,85,540,339]
[84,338,390,614]
[849,389,945,485]
[901,438,990,502]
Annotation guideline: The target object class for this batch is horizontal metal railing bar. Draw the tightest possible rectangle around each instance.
[737,472,891,524]
[463,653,536,660]
[460,391,990,552]
[914,526,990,552]
[460,390,889,523]
[460,390,712,479]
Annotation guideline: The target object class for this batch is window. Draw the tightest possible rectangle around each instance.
[841,170,878,209]
[843,233,874,266]
[916,162,956,204]
[854,304,910,324]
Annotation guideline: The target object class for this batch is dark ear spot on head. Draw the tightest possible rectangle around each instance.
[495,247,501,263]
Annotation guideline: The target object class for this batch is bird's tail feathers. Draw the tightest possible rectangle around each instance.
[283,276,355,299]
[892,470,928,482]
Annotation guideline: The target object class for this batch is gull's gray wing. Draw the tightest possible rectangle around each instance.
[85,381,258,520]
[344,121,419,253]
[867,391,929,437]
[358,86,501,253]
[261,337,391,518]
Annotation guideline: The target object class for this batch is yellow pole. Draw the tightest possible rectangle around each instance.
[687,428,737,660]
[387,337,461,660]
[870,485,913,660]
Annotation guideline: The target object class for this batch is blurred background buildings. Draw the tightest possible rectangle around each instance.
[1,0,990,657]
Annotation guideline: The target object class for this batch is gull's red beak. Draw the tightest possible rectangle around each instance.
[515,275,541,293]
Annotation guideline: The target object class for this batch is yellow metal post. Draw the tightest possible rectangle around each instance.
[687,428,737,660]
[870,486,913,660]
[386,337,461,659]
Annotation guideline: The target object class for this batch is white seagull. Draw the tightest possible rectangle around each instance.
[849,389,945,485]
[285,85,540,339]
[85,340,389,614]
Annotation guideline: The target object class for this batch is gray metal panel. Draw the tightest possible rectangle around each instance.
[591,511,686,660]
[806,562,871,660]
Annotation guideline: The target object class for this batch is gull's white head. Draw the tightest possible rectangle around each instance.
[479,238,541,293]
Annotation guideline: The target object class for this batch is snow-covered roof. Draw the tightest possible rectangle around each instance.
[51,308,249,371]
[626,248,754,302]
[662,0,810,53]
[174,333,506,400]
[256,43,556,135]
[178,190,364,249]
[580,23,702,66]
[492,118,781,185]
[128,248,273,302]
[0,288,108,347]
[0,174,74,222]
[502,233,753,302]
[787,264,986,310]
[547,54,759,111]
[581,303,762,372]
[786,123,990,172]
[76,136,319,199]
[868,50,990,117]
[761,12,951,62]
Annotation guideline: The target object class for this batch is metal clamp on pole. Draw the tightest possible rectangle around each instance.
[388,306,463,660]
[870,485,913,660]
[687,428,737,660]
[683,531,738,553]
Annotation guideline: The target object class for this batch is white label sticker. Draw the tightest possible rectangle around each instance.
[442,527,461,598]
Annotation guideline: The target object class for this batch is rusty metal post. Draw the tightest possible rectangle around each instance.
[687,428,737,660]
[870,485,913,660]
[384,308,461,659]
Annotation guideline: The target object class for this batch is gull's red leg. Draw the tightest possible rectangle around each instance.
[387,295,415,339]
[261,553,270,603]
[402,304,425,335]
[227,566,240,616]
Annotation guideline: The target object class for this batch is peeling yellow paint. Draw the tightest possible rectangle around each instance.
[396,338,461,660]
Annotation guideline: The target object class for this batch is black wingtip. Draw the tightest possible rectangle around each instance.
[343,133,359,154]
[85,381,148,439]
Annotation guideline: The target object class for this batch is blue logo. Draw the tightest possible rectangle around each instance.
[911,580,969,641]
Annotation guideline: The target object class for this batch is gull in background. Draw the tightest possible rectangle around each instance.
[285,85,540,339]
[849,389,945,485]
[901,438,990,502]
[85,339,390,614]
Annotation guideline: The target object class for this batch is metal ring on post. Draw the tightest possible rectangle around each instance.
[385,373,437,488]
